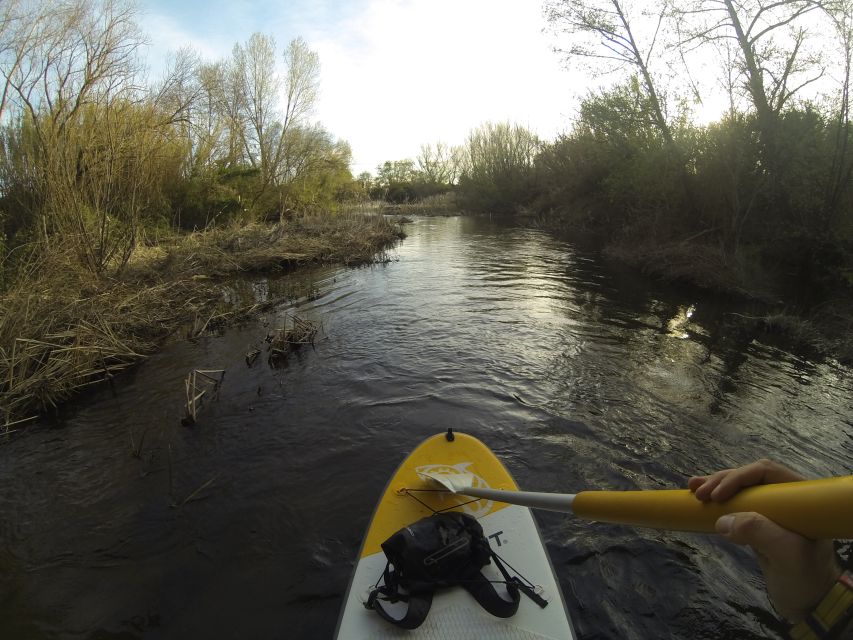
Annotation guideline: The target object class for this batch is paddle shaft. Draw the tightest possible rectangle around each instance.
[457,475,853,539]
[451,486,576,512]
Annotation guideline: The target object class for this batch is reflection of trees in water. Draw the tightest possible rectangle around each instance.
[221,270,330,308]
[698,319,756,416]
[540,264,852,486]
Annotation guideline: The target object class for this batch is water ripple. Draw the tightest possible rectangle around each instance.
[1,215,851,639]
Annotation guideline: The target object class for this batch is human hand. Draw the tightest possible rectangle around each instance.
[689,459,842,623]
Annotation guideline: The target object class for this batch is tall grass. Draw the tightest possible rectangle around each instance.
[0,213,403,428]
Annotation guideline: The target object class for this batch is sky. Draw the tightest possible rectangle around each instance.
[139,0,582,174]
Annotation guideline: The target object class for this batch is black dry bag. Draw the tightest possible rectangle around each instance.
[365,512,523,629]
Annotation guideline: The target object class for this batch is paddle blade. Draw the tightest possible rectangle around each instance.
[420,471,576,513]
[418,471,476,493]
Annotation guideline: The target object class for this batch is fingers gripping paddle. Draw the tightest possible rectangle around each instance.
[419,471,853,540]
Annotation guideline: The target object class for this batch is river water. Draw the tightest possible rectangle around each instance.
[1,215,852,639]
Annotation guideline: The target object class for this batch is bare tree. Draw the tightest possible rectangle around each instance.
[183,60,228,172]
[0,0,28,122]
[463,122,540,183]
[417,142,455,185]
[216,54,248,168]
[275,37,320,184]
[230,32,279,182]
[824,0,853,224]
[281,37,319,134]
[220,34,321,209]
[152,47,201,127]
[1,0,144,140]
[676,1,829,147]
[673,0,835,243]
[545,0,675,144]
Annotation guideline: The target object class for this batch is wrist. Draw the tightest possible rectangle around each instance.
[789,571,853,640]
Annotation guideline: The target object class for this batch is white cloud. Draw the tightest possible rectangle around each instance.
[305,0,581,173]
[138,0,582,175]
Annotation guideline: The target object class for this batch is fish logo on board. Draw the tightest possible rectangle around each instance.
[415,462,494,517]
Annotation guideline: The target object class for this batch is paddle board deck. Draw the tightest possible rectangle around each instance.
[335,431,575,639]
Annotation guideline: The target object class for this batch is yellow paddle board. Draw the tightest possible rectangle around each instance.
[335,431,575,639]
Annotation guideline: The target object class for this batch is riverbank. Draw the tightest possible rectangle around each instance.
[534,209,853,363]
[0,213,404,429]
[380,192,458,217]
[609,238,853,362]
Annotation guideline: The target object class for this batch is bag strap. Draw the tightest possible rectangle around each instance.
[368,587,434,630]
[462,570,520,618]
[461,550,521,618]
[366,561,434,630]
[463,548,550,617]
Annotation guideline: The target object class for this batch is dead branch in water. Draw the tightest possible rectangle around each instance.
[245,347,261,367]
[265,313,319,366]
[182,368,225,425]
[170,473,221,509]
[1,320,145,426]
[0,246,219,426]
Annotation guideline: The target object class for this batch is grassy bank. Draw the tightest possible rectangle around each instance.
[0,213,404,429]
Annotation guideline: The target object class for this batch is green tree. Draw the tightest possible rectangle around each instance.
[372,160,417,202]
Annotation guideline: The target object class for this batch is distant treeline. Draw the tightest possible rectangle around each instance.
[0,0,364,280]
[455,101,851,299]
[370,1,853,303]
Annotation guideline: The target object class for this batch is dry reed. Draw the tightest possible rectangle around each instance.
[266,314,319,367]
[183,369,226,425]
[1,213,402,428]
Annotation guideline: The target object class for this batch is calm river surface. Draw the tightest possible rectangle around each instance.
[1,215,852,639]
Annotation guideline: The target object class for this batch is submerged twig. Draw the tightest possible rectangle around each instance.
[130,427,148,459]
[171,473,220,509]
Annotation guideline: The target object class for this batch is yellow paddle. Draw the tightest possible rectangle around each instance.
[419,472,853,539]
